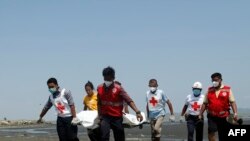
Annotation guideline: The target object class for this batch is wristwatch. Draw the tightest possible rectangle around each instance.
[136,111,141,115]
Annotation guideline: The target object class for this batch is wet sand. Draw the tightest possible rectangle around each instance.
[0,122,207,141]
[0,120,249,141]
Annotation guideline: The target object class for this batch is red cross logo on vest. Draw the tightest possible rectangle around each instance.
[191,102,200,111]
[56,102,65,113]
[149,97,158,107]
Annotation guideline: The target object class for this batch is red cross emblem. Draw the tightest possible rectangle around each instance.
[56,102,65,113]
[191,102,200,111]
[149,97,158,107]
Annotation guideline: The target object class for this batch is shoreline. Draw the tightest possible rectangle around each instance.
[1,119,249,141]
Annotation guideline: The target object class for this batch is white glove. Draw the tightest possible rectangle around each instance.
[179,116,185,123]
[169,115,175,122]
[71,117,81,125]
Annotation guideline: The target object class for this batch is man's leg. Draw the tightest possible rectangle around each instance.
[111,117,125,141]
[195,119,204,141]
[150,119,156,141]
[187,117,195,141]
[153,116,164,141]
[57,117,67,141]
[217,117,229,141]
[87,127,101,141]
[207,115,217,141]
[87,129,96,141]
[64,116,79,141]
[100,116,111,141]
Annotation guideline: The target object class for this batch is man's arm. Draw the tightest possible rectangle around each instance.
[124,105,129,114]
[146,103,149,118]
[64,90,77,118]
[229,89,238,120]
[97,94,101,118]
[128,101,140,113]
[181,105,188,116]
[231,102,238,119]
[199,104,207,119]
[38,97,53,123]
[119,87,143,121]
[166,100,174,115]
[128,101,143,121]
[199,92,208,119]
[38,107,49,123]
[70,105,77,118]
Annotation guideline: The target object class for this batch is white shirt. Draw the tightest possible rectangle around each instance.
[146,89,168,119]
[185,94,204,116]
[50,89,72,117]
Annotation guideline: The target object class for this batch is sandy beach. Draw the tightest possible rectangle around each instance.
[1,116,249,141]
[1,119,249,141]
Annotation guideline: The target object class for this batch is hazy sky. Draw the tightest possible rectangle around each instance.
[0,0,249,120]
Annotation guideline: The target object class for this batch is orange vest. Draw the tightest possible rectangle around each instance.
[97,83,124,117]
[207,86,231,118]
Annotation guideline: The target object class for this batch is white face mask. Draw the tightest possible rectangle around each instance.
[150,87,157,92]
[212,81,220,87]
[104,81,113,87]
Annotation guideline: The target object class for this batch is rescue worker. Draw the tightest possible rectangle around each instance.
[199,72,238,141]
[83,81,101,141]
[180,82,204,141]
[114,81,129,114]
[38,78,79,141]
[146,79,175,141]
[97,66,143,141]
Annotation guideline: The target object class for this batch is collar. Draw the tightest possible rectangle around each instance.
[150,89,158,95]
[214,84,224,91]
[104,83,114,90]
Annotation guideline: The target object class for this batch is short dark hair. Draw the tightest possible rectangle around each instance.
[85,81,94,90]
[211,72,222,79]
[149,79,157,84]
[47,77,58,85]
[102,66,115,78]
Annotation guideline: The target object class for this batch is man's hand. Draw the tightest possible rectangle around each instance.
[71,117,81,125]
[233,113,238,121]
[179,116,185,123]
[169,115,175,122]
[37,117,43,124]
[136,111,143,122]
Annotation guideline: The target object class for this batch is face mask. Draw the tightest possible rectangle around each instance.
[49,88,57,94]
[193,89,201,97]
[212,81,220,87]
[104,81,113,87]
[150,87,157,92]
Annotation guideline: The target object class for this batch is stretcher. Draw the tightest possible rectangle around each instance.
[76,111,148,129]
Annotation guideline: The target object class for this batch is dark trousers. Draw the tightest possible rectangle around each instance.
[207,114,230,141]
[186,115,204,141]
[100,115,125,141]
[87,127,101,141]
[57,116,79,141]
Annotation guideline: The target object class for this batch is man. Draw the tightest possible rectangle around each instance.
[180,82,204,141]
[199,72,238,141]
[97,66,143,141]
[83,81,100,141]
[38,78,79,141]
[114,81,129,114]
[146,79,175,141]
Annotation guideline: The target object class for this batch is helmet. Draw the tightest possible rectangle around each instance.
[192,82,202,89]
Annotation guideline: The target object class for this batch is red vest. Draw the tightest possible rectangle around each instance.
[97,83,124,117]
[207,86,231,118]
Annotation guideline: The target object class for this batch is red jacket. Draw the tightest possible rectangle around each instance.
[97,83,124,117]
[207,86,231,118]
